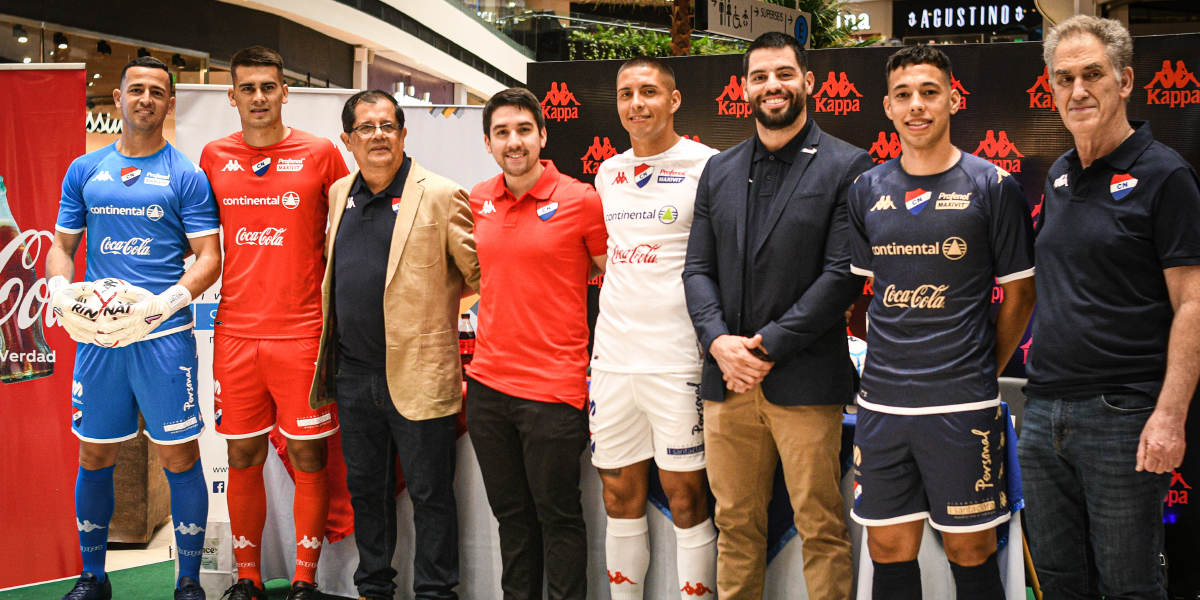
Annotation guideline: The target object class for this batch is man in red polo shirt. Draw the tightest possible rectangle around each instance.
[467,87,607,600]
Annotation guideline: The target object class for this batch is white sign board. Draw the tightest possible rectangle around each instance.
[696,0,813,48]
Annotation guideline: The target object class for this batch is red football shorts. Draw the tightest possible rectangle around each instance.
[213,334,338,440]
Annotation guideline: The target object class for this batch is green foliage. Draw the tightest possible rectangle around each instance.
[760,0,883,48]
[568,25,744,60]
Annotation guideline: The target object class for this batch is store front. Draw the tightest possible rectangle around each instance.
[892,0,1043,44]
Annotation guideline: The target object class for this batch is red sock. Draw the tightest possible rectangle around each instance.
[227,464,267,588]
[292,467,329,585]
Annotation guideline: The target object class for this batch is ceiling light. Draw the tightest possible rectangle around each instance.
[97,40,112,55]
[137,47,150,58]
[54,32,67,50]
[171,53,186,68]
[12,25,28,44]
[93,73,100,78]
[22,57,31,64]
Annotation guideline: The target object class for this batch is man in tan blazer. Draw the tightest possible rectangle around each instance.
[308,90,478,600]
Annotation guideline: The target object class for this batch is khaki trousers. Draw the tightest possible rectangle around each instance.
[705,386,852,600]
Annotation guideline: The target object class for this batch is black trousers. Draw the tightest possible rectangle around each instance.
[465,376,589,600]
[336,368,460,600]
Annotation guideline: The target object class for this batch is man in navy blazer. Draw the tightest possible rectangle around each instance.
[683,32,872,600]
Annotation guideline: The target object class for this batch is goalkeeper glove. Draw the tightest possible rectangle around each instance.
[94,284,191,348]
[49,276,101,345]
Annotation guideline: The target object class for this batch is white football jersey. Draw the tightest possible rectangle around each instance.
[592,137,718,373]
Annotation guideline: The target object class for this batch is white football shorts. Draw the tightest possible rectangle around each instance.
[589,370,706,472]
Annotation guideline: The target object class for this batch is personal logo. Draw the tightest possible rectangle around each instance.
[813,71,862,115]
[656,168,687,184]
[611,171,629,185]
[536,201,559,221]
[634,164,653,188]
[658,205,678,224]
[282,191,300,209]
[935,192,971,210]
[1144,60,1199,108]
[870,195,896,212]
[391,197,402,214]
[540,82,580,122]
[1027,67,1056,110]
[942,237,967,260]
[120,167,142,187]
[973,130,1024,173]
[221,159,244,172]
[146,204,164,221]
[91,171,113,182]
[1110,173,1138,200]
[715,75,750,118]
[904,188,932,215]
[1053,173,1069,189]
[869,132,902,164]
[481,200,496,214]
[950,72,970,110]
[581,136,619,175]
[251,154,271,177]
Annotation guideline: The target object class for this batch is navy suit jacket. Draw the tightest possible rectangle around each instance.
[683,121,872,405]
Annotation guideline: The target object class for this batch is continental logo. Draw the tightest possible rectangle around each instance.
[869,132,902,164]
[813,71,861,115]
[936,191,971,210]
[540,82,580,122]
[973,130,1023,173]
[1144,60,1200,108]
[951,72,970,110]
[581,137,619,175]
[870,195,896,211]
[882,284,948,309]
[942,236,967,259]
[872,242,939,256]
[1027,67,1057,110]
[715,75,751,118]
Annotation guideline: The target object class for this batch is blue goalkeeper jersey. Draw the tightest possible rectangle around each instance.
[57,142,219,335]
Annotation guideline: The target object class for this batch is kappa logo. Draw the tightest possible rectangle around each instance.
[973,130,1024,173]
[813,71,862,115]
[251,154,271,177]
[221,159,244,172]
[1027,67,1057,110]
[1110,173,1139,200]
[634,164,653,188]
[91,171,113,182]
[481,200,496,214]
[904,188,932,215]
[950,72,970,110]
[1054,173,1069,189]
[869,132,902,163]
[232,535,257,549]
[175,522,205,536]
[120,167,142,187]
[611,171,629,185]
[871,195,896,211]
[715,75,751,118]
[77,519,106,533]
[681,581,715,596]
[942,237,967,259]
[345,197,356,210]
[540,82,580,122]
[581,137,619,175]
[298,536,322,549]
[608,570,638,585]
[1144,60,1200,107]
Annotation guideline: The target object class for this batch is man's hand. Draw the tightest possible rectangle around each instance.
[1136,407,1186,474]
[95,285,190,348]
[49,277,100,344]
[709,334,773,394]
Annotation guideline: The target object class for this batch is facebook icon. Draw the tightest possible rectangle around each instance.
[212,481,226,494]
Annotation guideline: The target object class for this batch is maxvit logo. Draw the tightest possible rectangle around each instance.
[1144,60,1200,108]
[715,75,751,118]
[973,130,1024,173]
[869,132,902,164]
[1027,67,1057,110]
[813,72,861,114]
[540,82,580,122]
[581,137,619,175]
[951,72,970,110]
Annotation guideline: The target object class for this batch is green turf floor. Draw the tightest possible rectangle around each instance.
[0,563,351,600]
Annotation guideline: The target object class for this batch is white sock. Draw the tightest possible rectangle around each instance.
[675,518,718,598]
[606,515,650,600]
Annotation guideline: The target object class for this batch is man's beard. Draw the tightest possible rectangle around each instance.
[751,91,803,130]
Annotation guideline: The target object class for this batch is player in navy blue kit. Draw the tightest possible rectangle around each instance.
[846,46,1037,600]
[46,57,222,600]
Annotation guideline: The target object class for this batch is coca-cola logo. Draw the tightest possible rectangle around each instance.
[235,227,286,246]
[610,243,660,264]
[0,228,57,331]
[99,237,152,256]
[882,284,948,309]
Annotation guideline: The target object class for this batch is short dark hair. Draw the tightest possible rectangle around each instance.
[744,31,807,76]
[617,56,676,90]
[341,89,405,133]
[120,56,172,93]
[885,45,953,86]
[482,87,544,137]
[230,46,284,81]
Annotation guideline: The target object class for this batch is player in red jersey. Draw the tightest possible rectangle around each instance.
[199,47,349,600]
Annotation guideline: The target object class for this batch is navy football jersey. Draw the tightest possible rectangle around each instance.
[847,152,1035,413]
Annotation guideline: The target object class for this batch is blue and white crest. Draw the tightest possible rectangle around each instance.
[536,201,559,221]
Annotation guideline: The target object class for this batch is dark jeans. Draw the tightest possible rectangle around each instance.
[465,376,589,600]
[336,368,460,600]
[1018,392,1172,600]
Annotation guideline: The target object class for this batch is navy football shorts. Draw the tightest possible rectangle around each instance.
[851,404,1010,532]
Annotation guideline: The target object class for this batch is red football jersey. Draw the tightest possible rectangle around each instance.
[200,128,350,338]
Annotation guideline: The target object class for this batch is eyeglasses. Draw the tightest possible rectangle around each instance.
[351,122,401,137]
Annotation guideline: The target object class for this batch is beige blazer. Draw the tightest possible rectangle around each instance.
[308,158,480,421]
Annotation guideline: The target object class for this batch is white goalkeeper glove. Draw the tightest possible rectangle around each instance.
[49,276,101,344]
[94,284,191,347]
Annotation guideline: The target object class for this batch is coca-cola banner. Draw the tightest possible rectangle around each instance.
[0,64,87,589]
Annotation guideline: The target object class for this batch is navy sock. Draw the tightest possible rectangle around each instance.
[949,552,1005,600]
[76,465,116,583]
[164,460,209,585]
[872,559,922,600]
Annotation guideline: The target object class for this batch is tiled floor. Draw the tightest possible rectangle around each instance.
[105,519,174,571]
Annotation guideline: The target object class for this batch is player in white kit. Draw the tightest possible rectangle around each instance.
[591,56,720,600]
